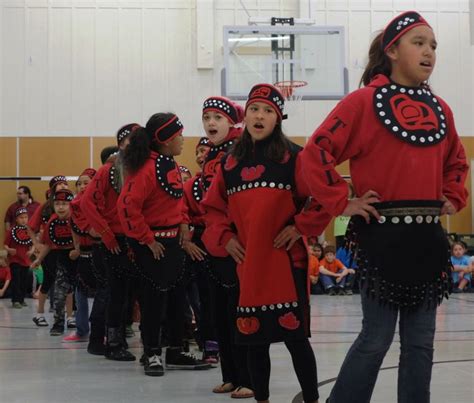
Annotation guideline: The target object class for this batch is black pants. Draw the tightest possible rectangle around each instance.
[100,237,134,329]
[41,252,58,294]
[211,277,251,388]
[10,263,29,304]
[88,244,109,342]
[247,339,319,402]
[129,238,186,356]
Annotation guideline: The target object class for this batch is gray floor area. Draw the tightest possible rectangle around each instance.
[0,293,473,403]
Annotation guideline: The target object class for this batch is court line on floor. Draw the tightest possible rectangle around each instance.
[1,338,474,352]
[292,358,474,403]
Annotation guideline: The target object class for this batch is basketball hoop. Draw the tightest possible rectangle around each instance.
[274,80,308,102]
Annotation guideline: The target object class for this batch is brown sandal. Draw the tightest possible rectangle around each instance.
[212,382,236,394]
[230,386,255,399]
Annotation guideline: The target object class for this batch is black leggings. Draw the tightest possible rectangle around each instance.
[247,339,319,402]
[10,263,29,304]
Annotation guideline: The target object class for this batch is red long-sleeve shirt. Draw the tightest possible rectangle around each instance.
[42,214,74,250]
[182,174,206,228]
[81,162,123,249]
[117,151,185,245]
[300,74,469,215]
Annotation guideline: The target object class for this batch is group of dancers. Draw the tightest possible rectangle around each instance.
[3,10,469,403]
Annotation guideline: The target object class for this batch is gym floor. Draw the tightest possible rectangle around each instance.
[1,293,473,403]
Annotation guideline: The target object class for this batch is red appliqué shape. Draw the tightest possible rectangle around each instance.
[55,225,71,239]
[224,155,238,171]
[16,228,30,242]
[251,87,271,99]
[204,151,225,182]
[166,169,183,190]
[241,165,265,181]
[390,94,438,132]
[278,312,300,330]
[237,317,260,335]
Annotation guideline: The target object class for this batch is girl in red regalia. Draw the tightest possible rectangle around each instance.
[300,11,469,403]
[117,113,210,377]
[202,84,331,403]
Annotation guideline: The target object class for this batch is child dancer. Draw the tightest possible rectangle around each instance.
[31,189,79,336]
[300,11,469,403]
[81,124,140,361]
[4,208,33,308]
[63,168,98,342]
[117,113,210,376]
[203,84,330,403]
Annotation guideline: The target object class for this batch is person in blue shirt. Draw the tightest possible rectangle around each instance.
[451,242,472,293]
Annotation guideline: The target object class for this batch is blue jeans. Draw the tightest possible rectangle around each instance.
[320,270,347,289]
[75,288,90,337]
[328,290,437,403]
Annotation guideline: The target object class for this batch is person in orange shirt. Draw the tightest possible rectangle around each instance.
[319,245,354,295]
[309,243,323,295]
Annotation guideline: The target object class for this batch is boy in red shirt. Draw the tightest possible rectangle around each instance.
[4,208,33,308]
[319,245,354,295]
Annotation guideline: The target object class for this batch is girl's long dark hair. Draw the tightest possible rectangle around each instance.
[122,113,175,173]
[231,124,292,163]
[360,31,395,87]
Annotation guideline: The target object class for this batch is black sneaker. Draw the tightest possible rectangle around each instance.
[140,353,147,366]
[344,289,353,295]
[105,347,136,361]
[144,354,164,377]
[33,316,49,327]
[166,349,211,370]
[50,323,64,336]
[337,287,345,295]
[328,287,336,296]
[87,341,105,356]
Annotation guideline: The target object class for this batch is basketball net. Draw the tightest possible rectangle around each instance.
[274,80,307,117]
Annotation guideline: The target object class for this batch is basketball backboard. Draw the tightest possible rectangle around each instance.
[222,25,348,100]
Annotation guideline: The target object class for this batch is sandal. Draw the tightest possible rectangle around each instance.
[230,386,255,399]
[212,382,235,394]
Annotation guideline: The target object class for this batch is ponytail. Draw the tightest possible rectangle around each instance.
[122,127,152,173]
[359,31,395,87]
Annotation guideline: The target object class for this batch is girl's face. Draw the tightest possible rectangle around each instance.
[202,111,233,145]
[15,213,28,226]
[244,102,278,142]
[55,182,69,192]
[311,246,322,258]
[387,25,437,87]
[160,133,184,157]
[76,175,91,193]
[54,201,70,219]
[119,136,131,151]
[452,244,465,258]
[195,145,210,169]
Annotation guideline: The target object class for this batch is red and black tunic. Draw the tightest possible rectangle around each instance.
[202,141,331,344]
[300,74,469,307]
[201,127,242,192]
[5,226,32,267]
[43,214,74,250]
[81,162,124,250]
[117,150,186,290]
[182,173,206,230]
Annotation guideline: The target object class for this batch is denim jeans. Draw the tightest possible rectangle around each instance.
[320,270,347,289]
[75,288,90,337]
[328,290,437,403]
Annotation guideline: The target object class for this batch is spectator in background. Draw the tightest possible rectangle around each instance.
[4,186,40,231]
[451,242,472,293]
[309,242,324,295]
[319,245,355,295]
